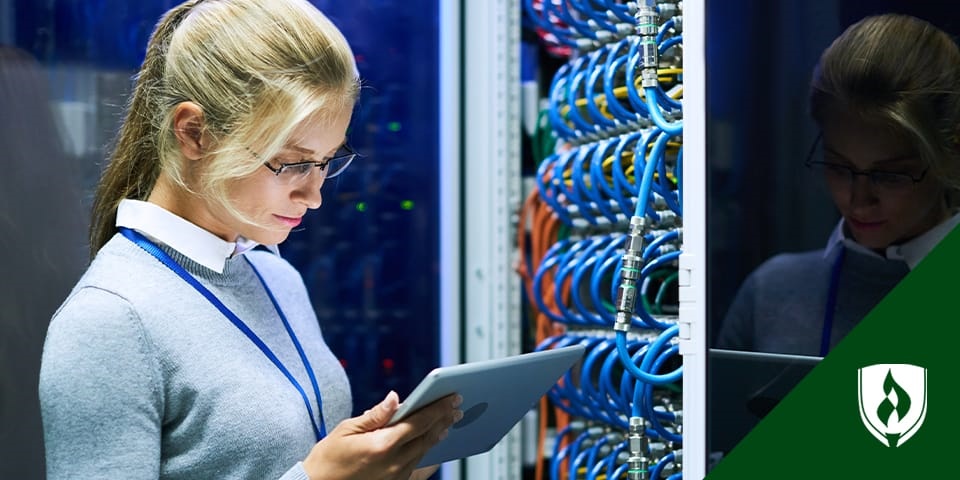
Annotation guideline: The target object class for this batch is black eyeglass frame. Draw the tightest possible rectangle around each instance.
[255,143,360,179]
[802,132,930,186]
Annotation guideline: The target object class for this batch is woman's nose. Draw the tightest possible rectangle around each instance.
[294,174,324,209]
[848,173,879,207]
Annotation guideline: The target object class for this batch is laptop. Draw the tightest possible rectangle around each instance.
[708,348,822,460]
[387,344,586,468]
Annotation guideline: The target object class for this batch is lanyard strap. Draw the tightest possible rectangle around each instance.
[119,227,326,441]
[820,245,846,357]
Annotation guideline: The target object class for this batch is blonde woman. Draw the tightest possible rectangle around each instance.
[38,1,460,479]
[718,14,960,356]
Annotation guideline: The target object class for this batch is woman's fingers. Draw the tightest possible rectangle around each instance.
[391,397,464,467]
[388,393,462,445]
[410,465,441,480]
[302,392,463,480]
[343,390,402,435]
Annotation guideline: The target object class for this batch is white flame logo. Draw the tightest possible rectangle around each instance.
[857,364,927,447]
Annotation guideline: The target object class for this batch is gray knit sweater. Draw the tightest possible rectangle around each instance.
[39,234,352,479]
[716,246,909,356]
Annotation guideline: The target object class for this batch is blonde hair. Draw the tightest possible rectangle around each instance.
[809,13,960,204]
[90,0,360,256]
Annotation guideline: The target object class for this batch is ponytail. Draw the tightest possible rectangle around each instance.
[88,0,202,257]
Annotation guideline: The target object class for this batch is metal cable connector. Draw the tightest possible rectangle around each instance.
[627,417,650,480]
[635,6,659,36]
[614,216,648,332]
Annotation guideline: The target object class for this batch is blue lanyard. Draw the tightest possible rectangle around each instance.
[820,245,845,357]
[119,227,326,441]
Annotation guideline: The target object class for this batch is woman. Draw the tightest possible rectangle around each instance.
[38,1,461,479]
[717,13,960,356]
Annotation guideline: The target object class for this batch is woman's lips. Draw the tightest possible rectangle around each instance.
[848,218,885,230]
[274,215,302,228]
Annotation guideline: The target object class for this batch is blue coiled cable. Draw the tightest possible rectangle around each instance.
[605,132,646,215]
[603,41,647,121]
[566,57,600,132]
[536,152,573,224]
[614,130,654,216]
[521,0,578,48]
[644,230,679,260]
[553,238,600,325]
[532,240,572,323]
[637,344,682,442]
[677,144,683,213]
[583,47,620,129]
[548,63,578,140]
[656,18,676,45]
[590,234,628,326]
[624,37,650,114]
[608,248,676,330]
[615,325,682,385]
[635,130,670,217]
[651,451,677,480]
[568,429,597,479]
[585,138,622,223]
[580,338,628,426]
[603,0,637,23]
[570,0,619,32]
[571,246,610,326]
[568,144,604,225]
[645,87,683,135]
[555,0,599,39]
[550,423,577,480]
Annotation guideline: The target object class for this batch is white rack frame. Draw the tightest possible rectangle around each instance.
[679,0,708,478]
[461,0,524,479]
[439,0,462,478]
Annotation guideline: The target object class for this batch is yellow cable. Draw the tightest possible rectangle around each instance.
[558,68,684,121]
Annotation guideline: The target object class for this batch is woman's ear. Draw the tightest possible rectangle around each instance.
[172,101,206,160]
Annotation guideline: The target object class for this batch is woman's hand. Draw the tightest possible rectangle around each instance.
[302,391,462,480]
[409,465,440,480]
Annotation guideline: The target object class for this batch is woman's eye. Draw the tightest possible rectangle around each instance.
[873,172,910,185]
[283,163,314,176]
[823,164,848,175]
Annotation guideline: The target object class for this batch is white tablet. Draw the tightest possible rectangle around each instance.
[387,344,586,468]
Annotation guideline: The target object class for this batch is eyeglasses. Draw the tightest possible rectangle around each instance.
[255,143,359,183]
[803,133,929,190]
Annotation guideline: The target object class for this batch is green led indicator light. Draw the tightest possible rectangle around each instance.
[401,200,415,210]
[388,121,402,132]
[356,202,367,212]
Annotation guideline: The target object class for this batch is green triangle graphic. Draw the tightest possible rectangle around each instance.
[706,226,959,478]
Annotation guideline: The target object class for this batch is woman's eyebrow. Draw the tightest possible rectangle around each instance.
[822,146,917,166]
[285,145,316,155]
[286,138,347,158]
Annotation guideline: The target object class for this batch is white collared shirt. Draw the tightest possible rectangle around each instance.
[116,199,279,274]
[823,211,960,270]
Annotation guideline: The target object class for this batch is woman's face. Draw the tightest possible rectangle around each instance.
[198,106,354,245]
[819,107,947,250]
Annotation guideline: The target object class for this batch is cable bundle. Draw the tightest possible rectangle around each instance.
[519,1,684,478]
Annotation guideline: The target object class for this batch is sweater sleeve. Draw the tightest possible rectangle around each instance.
[715,270,759,351]
[279,462,312,480]
[39,286,164,479]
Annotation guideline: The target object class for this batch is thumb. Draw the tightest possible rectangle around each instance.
[353,390,400,432]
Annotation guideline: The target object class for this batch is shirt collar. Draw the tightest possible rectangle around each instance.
[823,211,960,270]
[116,199,279,274]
